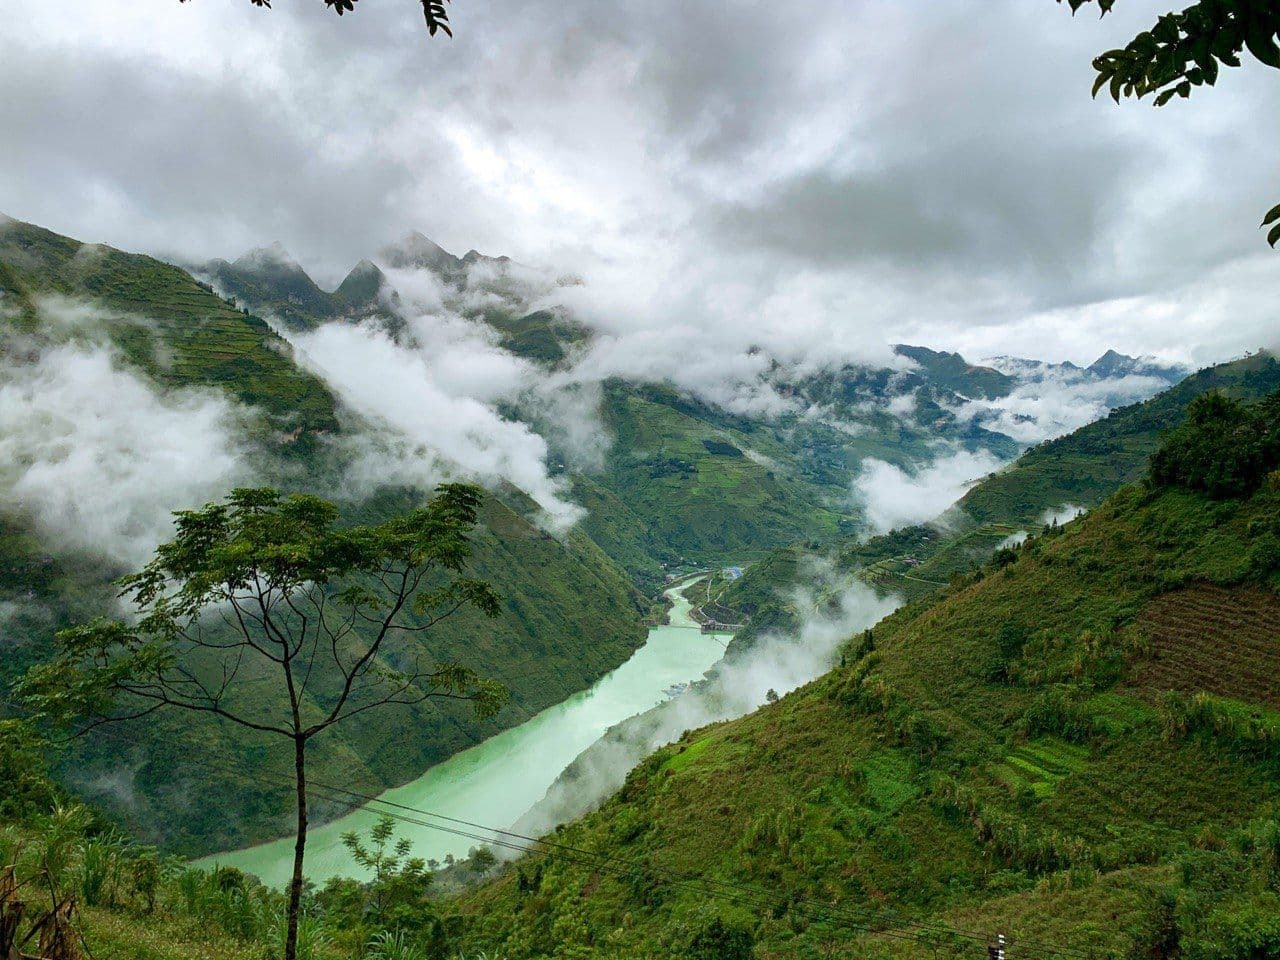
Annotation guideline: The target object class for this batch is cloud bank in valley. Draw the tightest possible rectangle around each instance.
[0,344,249,566]
[286,312,585,533]
[952,360,1176,445]
[853,448,1006,535]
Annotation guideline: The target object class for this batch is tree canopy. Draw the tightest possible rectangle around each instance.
[1059,0,1280,246]
[18,482,505,960]
[1149,388,1280,497]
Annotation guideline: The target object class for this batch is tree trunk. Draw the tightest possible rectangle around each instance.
[285,736,308,960]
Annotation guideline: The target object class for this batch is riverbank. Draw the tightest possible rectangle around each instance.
[197,575,733,886]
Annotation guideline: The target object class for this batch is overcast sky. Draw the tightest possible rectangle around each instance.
[3,0,1277,367]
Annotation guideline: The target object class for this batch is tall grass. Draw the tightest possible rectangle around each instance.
[1161,691,1280,760]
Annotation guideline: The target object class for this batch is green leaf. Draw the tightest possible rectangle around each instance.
[1263,203,1280,227]
[1269,222,1280,249]
[1244,23,1280,68]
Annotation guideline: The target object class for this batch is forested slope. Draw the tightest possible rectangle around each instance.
[0,218,648,853]
[453,388,1280,960]
[722,351,1280,646]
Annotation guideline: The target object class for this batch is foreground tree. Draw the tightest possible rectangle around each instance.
[1059,0,1280,245]
[18,484,506,960]
[179,0,455,37]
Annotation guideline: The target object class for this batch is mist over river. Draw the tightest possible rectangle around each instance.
[198,577,729,886]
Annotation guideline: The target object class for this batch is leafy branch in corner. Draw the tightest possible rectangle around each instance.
[1058,0,1280,246]
[178,0,454,37]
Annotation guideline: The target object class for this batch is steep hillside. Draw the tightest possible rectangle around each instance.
[722,352,1280,644]
[958,351,1280,526]
[0,219,649,853]
[452,391,1280,960]
[583,382,852,574]
[59,488,648,855]
[0,219,338,435]
[198,240,1153,593]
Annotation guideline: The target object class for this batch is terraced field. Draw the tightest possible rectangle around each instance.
[1128,584,1280,708]
[994,738,1090,799]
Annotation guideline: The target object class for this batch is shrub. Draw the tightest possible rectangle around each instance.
[1149,390,1280,499]
[1194,903,1280,960]
[1018,687,1101,743]
[365,930,428,960]
[1250,533,1280,576]
[686,916,754,960]
[1126,891,1182,960]
[985,620,1030,683]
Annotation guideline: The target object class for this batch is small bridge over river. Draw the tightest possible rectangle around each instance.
[699,619,746,634]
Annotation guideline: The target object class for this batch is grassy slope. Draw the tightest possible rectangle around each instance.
[958,351,1280,525]
[582,383,852,579]
[0,219,648,854]
[452,475,1280,959]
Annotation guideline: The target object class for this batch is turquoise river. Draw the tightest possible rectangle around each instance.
[198,577,731,886]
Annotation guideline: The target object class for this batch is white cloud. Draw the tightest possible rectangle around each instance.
[854,448,1006,535]
[5,0,1274,401]
[950,369,1174,445]
[0,345,250,566]
[1042,504,1086,527]
[286,317,585,533]
[997,530,1028,550]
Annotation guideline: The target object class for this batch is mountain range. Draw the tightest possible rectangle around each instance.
[0,214,1196,856]
[3,213,1280,960]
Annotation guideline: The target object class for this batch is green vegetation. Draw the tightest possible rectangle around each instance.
[7,215,1277,960]
[18,484,511,960]
[582,382,850,581]
[479,309,589,369]
[962,353,1280,526]
[1150,390,1280,497]
[444,387,1280,958]
[721,352,1280,648]
[0,220,650,859]
[32,487,650,858]
[0,759,453,960]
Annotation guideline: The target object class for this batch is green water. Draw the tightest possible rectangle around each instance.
[198,579,728,887]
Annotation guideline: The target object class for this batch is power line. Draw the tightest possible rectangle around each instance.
[82,725,1091,960]
[303,776,1092,960]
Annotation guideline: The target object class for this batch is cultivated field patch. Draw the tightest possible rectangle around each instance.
[1128,584,1280,708]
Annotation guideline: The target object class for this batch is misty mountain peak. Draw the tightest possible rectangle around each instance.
[335,258,389,307]
[232,241,303,274]
[1087,349,1187,382]
[379,230,462,272]
[461,248,512,267]
[345,257,384,281]
[1088,348,1134,372]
